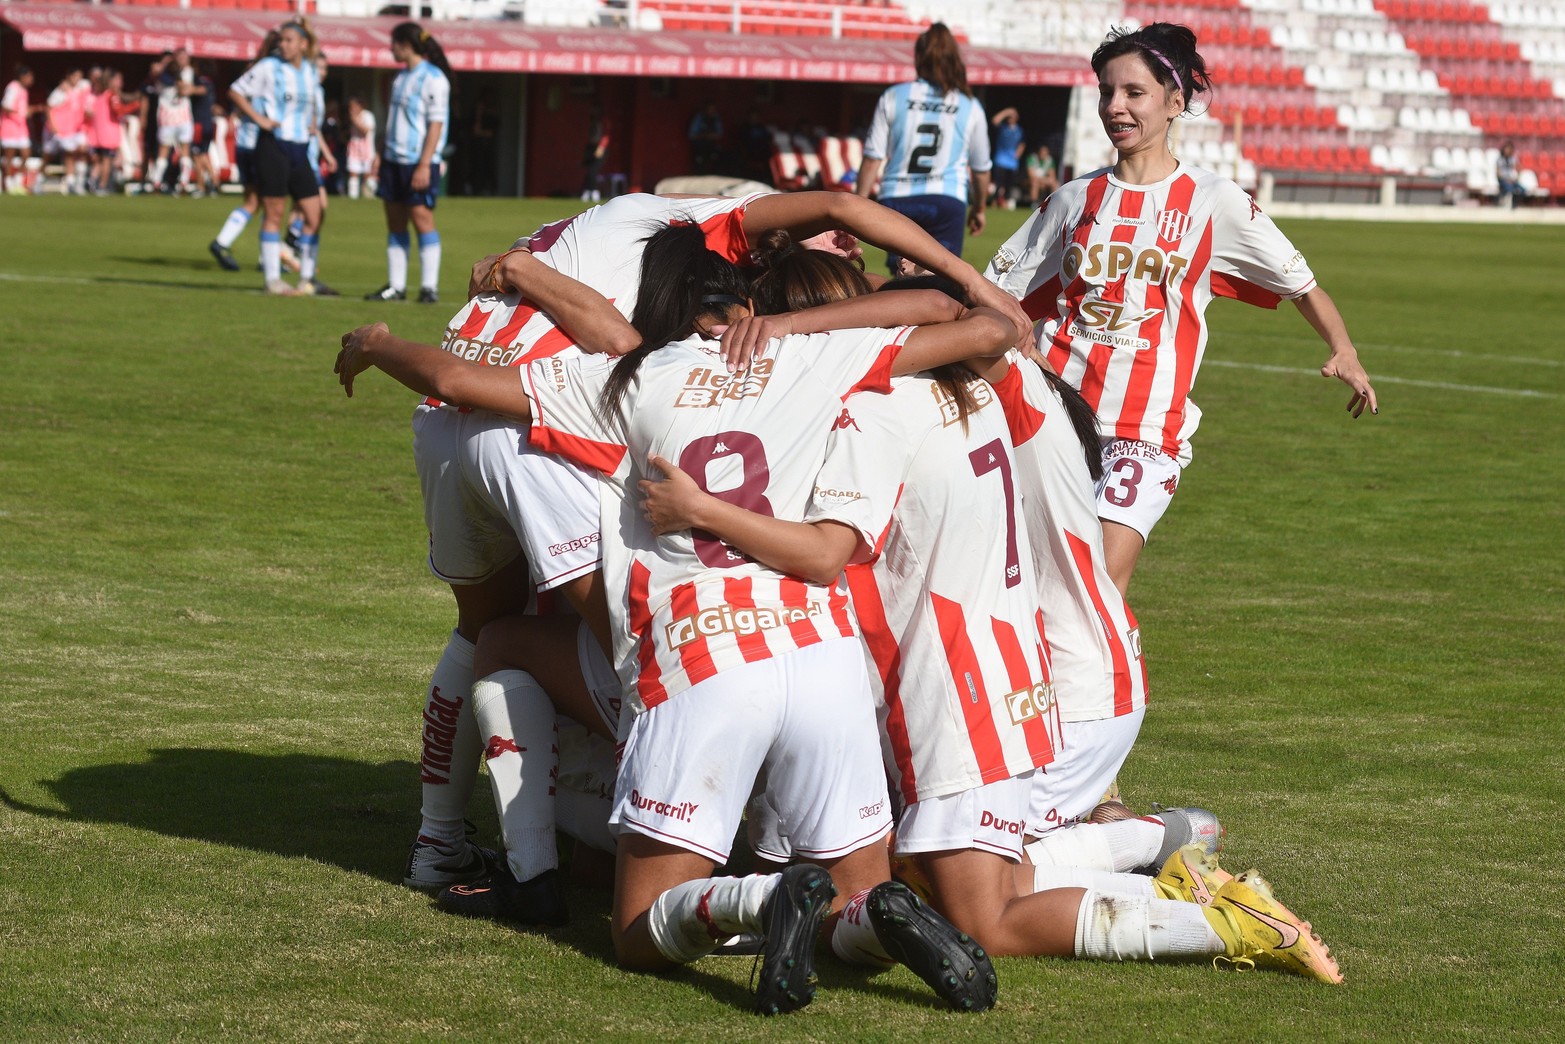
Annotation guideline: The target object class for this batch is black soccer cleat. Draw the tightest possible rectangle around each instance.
[364,284,406,302]
[209,240,240,272]
[417,287,440,304]
[867,880,998,1013]
[436,866,569,927]
[754,863,836,1016]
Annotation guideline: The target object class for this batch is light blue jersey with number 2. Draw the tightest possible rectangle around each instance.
[863,79,991,202]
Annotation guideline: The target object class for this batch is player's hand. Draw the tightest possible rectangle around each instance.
[1322,348,1378,418]
[336,322,388,397]
[797,229,863,263]
[411,162,432,191]
[469,253,503,299]
[966,276,1037,356]
[967,208,987,237]
[715,313,790,373]
[638,454,709,535]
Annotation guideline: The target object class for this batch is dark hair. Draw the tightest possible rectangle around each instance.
[914,23,969,96]
[748,230,872,315]
[875,276,983,430]
[597,223,752,421]
[255,30,282,63]
[1091,22,1210,113]
[392,22,454,81]
[13,65,31,80]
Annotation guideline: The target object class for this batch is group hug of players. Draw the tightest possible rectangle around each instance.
[334,25,1377,1014]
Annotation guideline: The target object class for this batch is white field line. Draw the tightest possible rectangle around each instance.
[1204,358,1560,399]
[1223,328,1563,368]
[0,272,265,293]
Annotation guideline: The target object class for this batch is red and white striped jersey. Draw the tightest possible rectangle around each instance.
[524,326,910,713]
[806,375,1056,805]
[985,163,1316,465]
[989,354,1149,722]
[427,192,761,408]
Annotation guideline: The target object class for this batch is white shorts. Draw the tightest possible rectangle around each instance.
[1096,438,1183,542]
[157,123,193,148]
[53,132,86,153]
[576,617,624,738]
[895,772,1035,861]
[1,136,29,151]
[411,404,601,591]
[610,637,892,863]
[1028,707,1145,834]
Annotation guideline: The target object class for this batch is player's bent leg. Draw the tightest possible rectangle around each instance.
[922,847,1083,957]
[473,612,611,742]
[448,553,534,643]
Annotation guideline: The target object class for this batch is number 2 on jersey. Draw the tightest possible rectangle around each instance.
[969,439,1020,588]
[908,122,944,176]
[679,431,776,568]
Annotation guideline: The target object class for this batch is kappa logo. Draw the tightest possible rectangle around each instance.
[484,736,522,761]
[1161,475,1179,495]
[833,408,861,432]
[1004,681,1055,726]
[1156,208,1192,242]
[1246,193,1263,220]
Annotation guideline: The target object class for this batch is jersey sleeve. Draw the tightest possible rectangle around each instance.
[984,190,1073,319]
[423,72,451,127]
[230,61,271,105]
[987,353,1048,450]
[862,88,893,161]
[1207,178,1317,307]
[791,326,913,400]
[523,353,628,477]
[966,100,993,174]
[670,194,761,262]
[804,390,912,556]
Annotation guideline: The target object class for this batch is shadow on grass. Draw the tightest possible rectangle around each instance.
[109,255,221,273]
[0,747,421,883]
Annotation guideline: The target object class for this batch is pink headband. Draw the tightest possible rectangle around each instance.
[1142,46,1185,96]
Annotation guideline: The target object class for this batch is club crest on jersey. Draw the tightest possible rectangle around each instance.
[676,360,776,408]
[1156,208,1192,242]
[1004,681,1055,727]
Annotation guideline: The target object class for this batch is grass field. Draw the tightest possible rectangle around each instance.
[2,194,1562,1040]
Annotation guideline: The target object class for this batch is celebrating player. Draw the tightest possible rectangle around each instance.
[366,22,452,304]
[986,23,1378,595]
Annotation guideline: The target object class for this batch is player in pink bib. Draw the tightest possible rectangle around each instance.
[2,66,37,195]
[986,23,1378,595]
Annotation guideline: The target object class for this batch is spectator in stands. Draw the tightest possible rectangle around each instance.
[1496,142,1524,208]
[580,106,609,202]
[736,109,772,184]
[856,23,991,271]
[688,102,723,174]
[2,65,38,195]
[989,107,1026,209]
[1024,142,1058,205]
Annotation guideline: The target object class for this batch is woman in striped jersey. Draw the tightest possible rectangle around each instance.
[210,31,280,273]
[987,23,1379,595]
[228,19,327,296]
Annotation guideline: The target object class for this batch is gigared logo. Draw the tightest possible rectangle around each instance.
[1157,208,1192,242]
[1004,681,1055,726]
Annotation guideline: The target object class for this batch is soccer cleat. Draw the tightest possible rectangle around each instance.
[1205,870,1343,984]
[298,279,339,298]
[436,866,569,927]
[402,837,499,893]
[867,880,997,1013]
[417,287,440,304]
[364,284,406,302]
[754,863,835,1016]
[264,279,297,297]
[1149,805,1225,869]
[1152,844,1234,907]
[209,240,240,271]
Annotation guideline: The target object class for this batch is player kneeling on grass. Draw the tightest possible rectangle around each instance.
[638,281,1342,985]
[336,226,1030,1013]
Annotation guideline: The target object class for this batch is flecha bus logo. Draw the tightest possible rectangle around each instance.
[675,359,775,408]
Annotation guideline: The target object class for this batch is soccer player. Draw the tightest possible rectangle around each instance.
[337,225,1028,1012]
[855,23,992,272]
[986,23,1378,595]
[344,96,377,200]
[46,69,90,196]
[228,19,327,296]
[2,66,37,195]
[148,48,195,195]
[210,31,280,273]
[366,22,452,304]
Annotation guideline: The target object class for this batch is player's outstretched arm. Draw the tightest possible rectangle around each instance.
[639,455,862,585]
[716,288,964,369]
[471,249,640,356]
[336,322,534,421]
[1293,287,1379,418]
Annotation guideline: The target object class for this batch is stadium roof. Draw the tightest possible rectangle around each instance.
[0,3,1092,87]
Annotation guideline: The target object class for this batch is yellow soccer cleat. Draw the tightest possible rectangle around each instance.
[1204,870,1343,984]
[1153,843,1234,907]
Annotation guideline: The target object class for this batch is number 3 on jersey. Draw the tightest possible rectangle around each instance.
[679,431,776,568]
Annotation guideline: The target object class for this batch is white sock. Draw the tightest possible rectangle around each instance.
[1032,863,1156,897]
[348,175,361,199]
[417,631,480,847]
[297,233,318,282]
[648,874,780,964]
[259,231,282,284]
[1072,889,1225,961]
[472,669,560,882]
[149,157,166,186]
[387,231,409,291]
[216,206,251,248]
[418,230,441,291]
[1102,818,1167,871]
[1024,823,1116,871]
[829,887,895,968]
